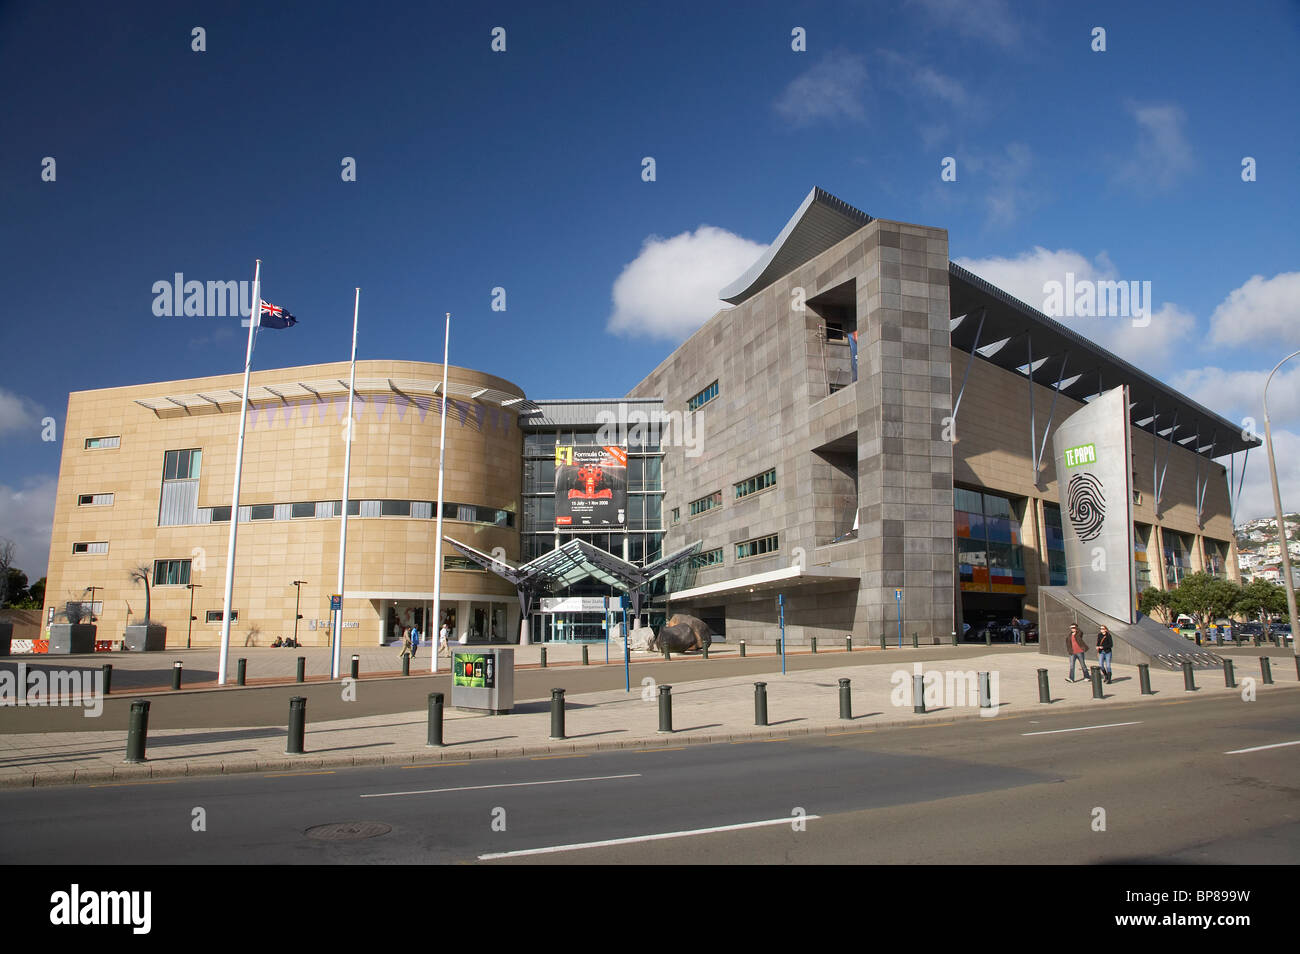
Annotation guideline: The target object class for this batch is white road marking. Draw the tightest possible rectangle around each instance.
[1225,740,1300,755]
[478,815,822,860]
[360,773,640,798]
[1021,721,1142,736]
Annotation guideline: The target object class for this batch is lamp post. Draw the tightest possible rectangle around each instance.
[1263,349,1300,656]
[292,580,307,647]
[186,583,202,649]
[84,585,101,623]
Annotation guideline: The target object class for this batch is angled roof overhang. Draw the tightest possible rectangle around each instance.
[719,187,874,305]
[443,537,701,593]
[948,262,1258,458]
[671,565,860,602]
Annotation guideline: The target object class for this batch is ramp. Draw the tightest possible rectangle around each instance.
[1038,586,1222,671]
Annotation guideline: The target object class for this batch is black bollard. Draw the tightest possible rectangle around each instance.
[880,633,886,651]
[913,672,926,713]
[913,631,919,649]
[101,663,112,696]
[1261,657,1273,685]
[1295,655,1300,680]
[402,654,410,676]
[754,682,768,726]
[1138,663,1153,694]
[296,656,305,683]
[1223,658,1236,688]
[539,646,547,668]
[984,629,991,647]
[350,654,359,680]
[1037,668,1051,703]
[657,684,673,733]
[1091,666,1104,699]
[124,699,150,763]
[426,692,444,747]
[1182,660,1196,691]
[775,639,782,656]
[740,640,746,658]
[663,647,671,661]
[702,641,709,659]
[951,631,958,647]
[811,637,818,654]
[171,661,183,690]
[838,678,852,720]
[286,696,306,754]
[550,688,566,740]
[582,645,589,666]
[236,657,247,686]
[846,636,853,652]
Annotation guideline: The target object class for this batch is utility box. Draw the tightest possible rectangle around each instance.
[451,646,514,714]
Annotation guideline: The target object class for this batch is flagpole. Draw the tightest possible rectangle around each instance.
[431,312,450,673]
[333,288,360,679]
[217,259,261,685]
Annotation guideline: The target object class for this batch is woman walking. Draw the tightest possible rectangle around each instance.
[1096,625,1114,683]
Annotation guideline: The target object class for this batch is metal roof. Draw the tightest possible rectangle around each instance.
[521,398,663,429]
[444,536,700,593]
[948,263,1258,458]
[719,187,874,304]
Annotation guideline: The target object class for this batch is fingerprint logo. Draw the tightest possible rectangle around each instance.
[1067,473,1106,542]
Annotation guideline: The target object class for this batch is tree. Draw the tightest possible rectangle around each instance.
[128,564,154,624]
[1169,573,1242,642]
[27,577,45,608]
[0,537,15,607]
[1235,578,1289,633]
[2,568,28,608]
[1138,587,1175,625]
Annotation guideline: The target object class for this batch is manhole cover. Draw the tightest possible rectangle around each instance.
[305,821,393,841]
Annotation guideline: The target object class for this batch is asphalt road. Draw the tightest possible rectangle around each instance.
[2,689,1295,865]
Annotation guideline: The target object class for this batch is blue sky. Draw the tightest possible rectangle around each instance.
[2,0,1298,575]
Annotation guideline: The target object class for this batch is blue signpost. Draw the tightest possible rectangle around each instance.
[621,594,630,692]
[895,588,903,648]
[778,593,786,675]
[604,598,610,665]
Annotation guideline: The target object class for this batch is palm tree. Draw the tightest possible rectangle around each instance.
[128,564,153,624]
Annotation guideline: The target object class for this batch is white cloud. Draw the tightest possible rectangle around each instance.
[606,227,767,342]
[0,476,57,581]
[962,143,1036,228]
[1113,103,1195,191]
[0,388,42,437]
[1173,364,1300,430]
[909,0,1022,47]
[1208,272,1300,348]
[876,50,969,108]
[774,53,868,127]
[1229,427,1300,523]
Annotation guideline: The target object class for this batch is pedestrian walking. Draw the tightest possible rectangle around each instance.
[1096,625,1113,683]
[408,625,418,658]
[1066,623,1090,682]
[439,622,451,656]
[398,632,411,662]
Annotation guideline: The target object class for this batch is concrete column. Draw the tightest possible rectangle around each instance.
[1152,524,1169,590]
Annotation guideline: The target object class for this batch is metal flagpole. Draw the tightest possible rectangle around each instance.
[332,288,360,679]
[431,312,450,673]
[1263,350,1300,656]
[217,259,261,685]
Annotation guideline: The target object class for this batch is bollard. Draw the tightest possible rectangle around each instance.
[102,663,112,695]
[879,633,886,651]
[984,629,991,647]
[978,672,993,709]
[663,647,671,661]
[702,642,709,659]
[912,631,918,649]
[124,699,150,763]
[1254,634,1261,647]
[540,646,547,668]
[913,672,926,713]
[237,657,247,686]
[846,636,853,653]
[811,637,818,654]
[1037,668,1051,704]
[739,640,746,658]
[350,654,359,680]
[775,639,782,656]
[402,654,410,676]
[1138,663,1153,694]
[838,678,852,720]
[171,660,183,690]
[1182,660,1196,692]
[657,684,673,733]
[1261,657,1273,685]
[426,692,444,747]
[1295,655,1300,680]
[550,688,566,740]
[286,696,306,754]
[1195,631,1202,646]
[951,630,958,647]
[582,645,589,666]
[296,656,305,683]
[754,682,768,726]
[1223,658,1236,688]
[1091,666,1104,699]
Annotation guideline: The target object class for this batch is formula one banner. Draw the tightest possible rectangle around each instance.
[1051,385,1137,623]
[554,445,627,528]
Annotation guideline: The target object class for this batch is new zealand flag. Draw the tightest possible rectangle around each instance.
[259,300,298,329]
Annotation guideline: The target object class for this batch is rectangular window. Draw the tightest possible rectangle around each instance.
[736,534,779,560]
[689,491,722,517]
[85,436,120,450]
[735,468,777,499]
[210,505,232,522]
[687,380,719,412]
[78,493,114,506]
[381,499,411,517]
[691,547,724,568]
[249,504,274,520]
[153,559,192,586]
[291,501,316,518]
[163,448,202,480]
[206,610,237,623]
[671,507,680,525]
[72,541,109,554]
[444,556,483,572]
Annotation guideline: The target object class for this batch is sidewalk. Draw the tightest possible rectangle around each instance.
[1,652,1296,788]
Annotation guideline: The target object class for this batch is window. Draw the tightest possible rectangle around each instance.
[210,505,232,522]
[162,448,202,480]
[735,468,777,499]
[291,501,316,518]
[691,547,724,568]
[671,507,680,525]
[206,610,237,623]
[444,556,483,572]
[736,534,779,560]
[78,493,114,506]
[381,500,411,517]
[153,559,192,586]
[85,436,120,450]
[687,381,719,412]
[249,504,274,520]
[72,542,108,554]
[689,491,722,517]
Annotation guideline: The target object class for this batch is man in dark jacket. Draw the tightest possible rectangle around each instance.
[1067,623,1090,682]
[1096,625,1114,683]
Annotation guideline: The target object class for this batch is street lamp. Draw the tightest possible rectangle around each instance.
[292,580,307,647]
[186,583,202,649]
[1263,349,1300,656]
[83,585,101,623]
